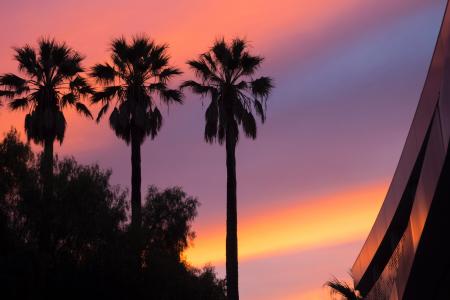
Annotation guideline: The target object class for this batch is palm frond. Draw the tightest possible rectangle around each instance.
[75,102,93,119]
[251,76,273,98]
[0,73,28,90]
[91,86,122,103]
[180,80,211,96]
[149,44,169,72]
[91,63,116,84]
[158,67,182,82]
[111,54,127,75]
[212,38,232,69]
[38,37,57,66]
[241,112,257,139]
[55,110,67,143]
[111,37,129,63]
[58,52,84,78]
[235,80,248,90]
[325,278,362,300]
[0,90,18,99]
[187,59,214,81]
[254,99,265,123]
[51,42,71,66]
[70,75,93,95]
[14,45,39,78]
[204,98,218,143]
[9,97,30,110]
[96,102,110,123]
[159,88,183,104]
[231,38,246,60]
[131,35,153,62]
[241,52,263,75]
[109,107,129,143]
[202,53,217,72]
[148,106,162,139]
[61,93,76,107]
[24,109,67,144]
[148,82,166,91]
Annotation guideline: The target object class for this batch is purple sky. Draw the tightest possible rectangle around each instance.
[0,1,447,298]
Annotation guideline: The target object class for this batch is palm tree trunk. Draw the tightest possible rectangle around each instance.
[40,137,54,247]
[38,137,53,298]
[226,135,239,300]
[42,137,54,201]
[131,131,142,247]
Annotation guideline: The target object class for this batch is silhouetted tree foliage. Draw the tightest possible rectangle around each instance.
[0,129,225,300]
[142,186,198,261]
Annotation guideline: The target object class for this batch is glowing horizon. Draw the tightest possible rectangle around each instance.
[184,181,387,266]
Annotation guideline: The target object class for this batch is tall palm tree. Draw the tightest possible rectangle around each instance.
[181,38,273,300]
[0,38,92,294]
[90,35,182,237]
[0,38,92,201]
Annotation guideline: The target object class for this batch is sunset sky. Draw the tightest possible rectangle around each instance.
[0,1,447,299]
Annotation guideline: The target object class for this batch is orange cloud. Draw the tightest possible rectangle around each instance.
[184,181,387,266]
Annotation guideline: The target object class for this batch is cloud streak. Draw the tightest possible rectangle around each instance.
[0,1,447,299]
[185,181,387,266]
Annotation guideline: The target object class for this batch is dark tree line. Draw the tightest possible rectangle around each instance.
[0,129,226,300]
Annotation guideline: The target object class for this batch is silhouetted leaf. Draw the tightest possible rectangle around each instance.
[90,63,116,83]
[251,76,273,98]
[325,277,362,300]
[13,45,38,78]
[160,89,183,104]
[61,93,76,107]
[212,38,232,69]
[9,98,29,110]
[204,98,218,143]
[0,90,17,99]
[96,103,109,123]
[254,99,265,123]
[0,73,27,89]
[75,102,93,119]
[180,80,210,95]
[91,86,122,103]
[159,67,182,82]
[241,112,256,139]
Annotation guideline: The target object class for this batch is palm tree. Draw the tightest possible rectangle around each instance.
[181,38,273,300]
[0,38,92,201]
[0,38,92,294]
[90,35,182,238]
[325,277,363,300]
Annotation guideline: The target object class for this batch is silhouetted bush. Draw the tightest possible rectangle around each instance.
[0,129,225,300]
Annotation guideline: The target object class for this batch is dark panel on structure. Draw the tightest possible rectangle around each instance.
[351,2,450,299]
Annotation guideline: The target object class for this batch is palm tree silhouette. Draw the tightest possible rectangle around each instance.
[90,35,182,240]
[181,38,273,300]
[0,38,92,201]
[0,38,92,293]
